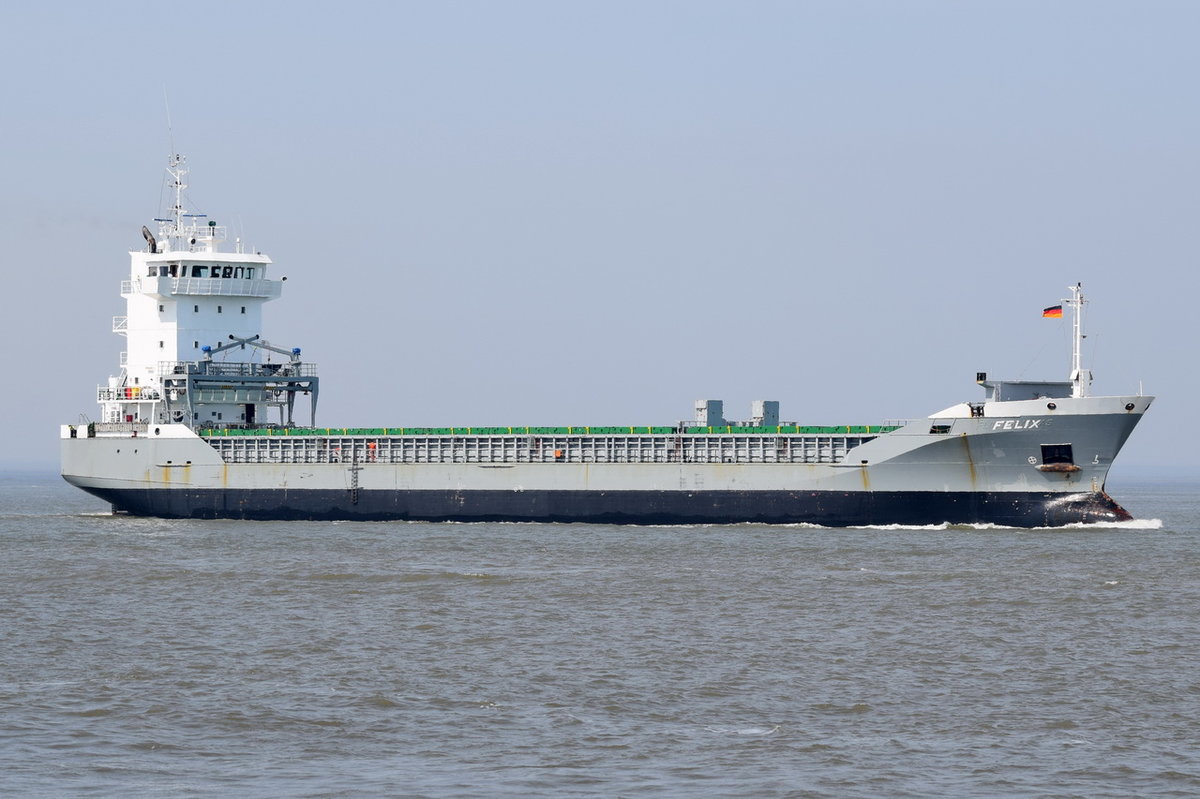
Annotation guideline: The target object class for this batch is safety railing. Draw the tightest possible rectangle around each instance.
[98,386,163,402]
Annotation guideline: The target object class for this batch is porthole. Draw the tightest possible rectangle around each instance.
[1046,402,1056,410]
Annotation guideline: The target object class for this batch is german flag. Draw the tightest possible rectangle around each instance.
[1042,305,1063,318]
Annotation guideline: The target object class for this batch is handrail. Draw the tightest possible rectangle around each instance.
[158,360,318,377]
[122,276,281,298]
[98,386,162,401]
[202,424,899,437]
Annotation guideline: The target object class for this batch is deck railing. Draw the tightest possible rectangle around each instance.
[122,277,282,298]
[159,360,318,378]
[98,386,162,402]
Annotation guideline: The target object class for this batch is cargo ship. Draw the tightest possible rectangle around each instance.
[61,155,1153,526]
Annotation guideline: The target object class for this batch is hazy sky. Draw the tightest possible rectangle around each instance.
[4,1,1198,471]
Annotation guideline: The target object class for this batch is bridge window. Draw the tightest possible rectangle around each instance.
[192,266,204,277]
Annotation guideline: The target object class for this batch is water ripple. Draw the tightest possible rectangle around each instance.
[0,477,1196,797]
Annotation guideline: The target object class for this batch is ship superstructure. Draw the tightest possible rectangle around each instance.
[62,156,1153,527]
[99,155,316,430]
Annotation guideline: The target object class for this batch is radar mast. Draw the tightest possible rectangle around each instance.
[1066,283,1090,398]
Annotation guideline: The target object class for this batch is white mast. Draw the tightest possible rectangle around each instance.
[161,154,191,251]
[1066,282,1091,398]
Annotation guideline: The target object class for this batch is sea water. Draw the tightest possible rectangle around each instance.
[1,472,1196,798]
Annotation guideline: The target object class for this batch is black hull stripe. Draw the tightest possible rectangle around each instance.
[76,487,1133,528]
